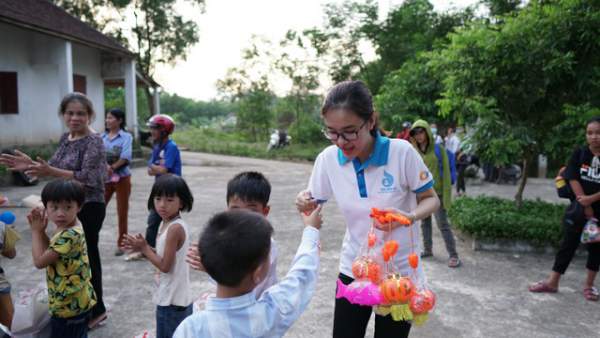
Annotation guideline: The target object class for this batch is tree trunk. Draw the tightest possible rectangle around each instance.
[514,157,528,208]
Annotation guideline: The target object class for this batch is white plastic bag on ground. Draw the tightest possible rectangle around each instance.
[0,285,51,338]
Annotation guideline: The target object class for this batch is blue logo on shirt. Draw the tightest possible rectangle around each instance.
[382,171,394,187]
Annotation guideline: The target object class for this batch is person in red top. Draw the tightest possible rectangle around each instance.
[396,121,412,140]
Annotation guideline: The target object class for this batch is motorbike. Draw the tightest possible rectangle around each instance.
[267,130,291,151]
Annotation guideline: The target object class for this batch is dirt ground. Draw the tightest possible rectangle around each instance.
[1,151,598,338]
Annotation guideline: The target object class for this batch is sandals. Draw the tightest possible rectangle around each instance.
[88,312,108,330]
[448,257,461,268]
[528,281,558,293]
[583,287,599,301]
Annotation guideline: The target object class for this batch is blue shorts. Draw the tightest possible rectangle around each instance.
[156,304,192,338]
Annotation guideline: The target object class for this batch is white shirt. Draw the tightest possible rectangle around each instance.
[174,227,320,338]
[154,217,192,306]
[445,134,460,153]
[308,135,432,288]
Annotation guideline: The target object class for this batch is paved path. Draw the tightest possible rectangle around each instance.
[1,152,598,337]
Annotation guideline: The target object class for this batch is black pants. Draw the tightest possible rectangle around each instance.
[50,311,89,338]
[145,209,162,248]
[333,273,411,338]
[552,219,600,274]
[78,202,106,318]
[456,164,467,193]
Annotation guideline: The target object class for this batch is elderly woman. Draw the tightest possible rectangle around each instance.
[0,92,108,328]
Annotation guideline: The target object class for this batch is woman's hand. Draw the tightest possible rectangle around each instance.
[27,207,48,233]
[25,157,52,177]
[186,244,205,271]
[107,164,114,178]
[295,190,317,213]
[0,150,35,171]
[577,195,595,207]
[122,233,148,253]
[372,208,415,232]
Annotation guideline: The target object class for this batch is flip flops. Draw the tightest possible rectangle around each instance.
[583,287,599,301]
[528,281,558,293]
[448,257,461,268]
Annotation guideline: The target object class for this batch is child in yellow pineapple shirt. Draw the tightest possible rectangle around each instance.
[28,179,96,338]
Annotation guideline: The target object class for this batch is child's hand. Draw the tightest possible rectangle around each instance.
[295,190,317,213]
[122,233,148,253]
[302,204,323,230]
[186,244,205,271]
[27,207,47,232]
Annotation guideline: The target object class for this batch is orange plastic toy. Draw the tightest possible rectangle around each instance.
[381,240,399,262]
[408,253,419,269]
[351,257,382,284]
[370,208,411,226]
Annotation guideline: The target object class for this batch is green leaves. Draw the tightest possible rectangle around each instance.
[448,196,564,246]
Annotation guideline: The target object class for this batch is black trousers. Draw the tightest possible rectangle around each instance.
[78,202,106,317]
[456,164,467,193]
[333,273,411,338]
[552,219,600,274]
[145,209,162,248]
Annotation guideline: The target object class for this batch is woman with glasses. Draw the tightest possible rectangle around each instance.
[295,80,440,338]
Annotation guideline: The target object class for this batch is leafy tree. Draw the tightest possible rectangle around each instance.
[53,0,204,113]
[433,0,600,206]
[375,52,448,132]
[235,79,274,142]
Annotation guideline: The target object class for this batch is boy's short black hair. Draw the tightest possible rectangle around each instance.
[226,171,271,206]
[147,174,194,212]
[587,116,600,126]
[41,179,85,207]
[199,210,273,287]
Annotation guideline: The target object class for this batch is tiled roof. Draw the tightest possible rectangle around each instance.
[0,0,133,56]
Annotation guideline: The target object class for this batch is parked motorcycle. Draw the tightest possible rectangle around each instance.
[267,130,291,151]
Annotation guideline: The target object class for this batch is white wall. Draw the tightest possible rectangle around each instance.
[0,23,109,146]
[0,23,64,146]
[72,44,105,132]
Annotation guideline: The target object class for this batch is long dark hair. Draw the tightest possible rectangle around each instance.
[106,108,127,131]
[321,80,379,136]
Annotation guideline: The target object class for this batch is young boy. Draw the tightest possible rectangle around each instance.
[174,207,322,338]
[187,171,278,296]
[129,114,181,261]
[28,179,97,338]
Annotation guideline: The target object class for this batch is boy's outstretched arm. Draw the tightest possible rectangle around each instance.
[261,206,323,336]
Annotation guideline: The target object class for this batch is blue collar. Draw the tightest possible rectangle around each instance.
[103,130,127,140]
[337,132,390,171]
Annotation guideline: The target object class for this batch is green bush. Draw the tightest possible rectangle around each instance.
[448,196,566,247]
[288,118,324,144]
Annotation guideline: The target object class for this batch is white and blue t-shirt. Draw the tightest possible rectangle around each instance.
[308,133,433,286]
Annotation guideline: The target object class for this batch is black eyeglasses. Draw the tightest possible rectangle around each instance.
[322,120,368,141]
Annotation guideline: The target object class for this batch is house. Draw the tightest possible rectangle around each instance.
[0,0,159,146]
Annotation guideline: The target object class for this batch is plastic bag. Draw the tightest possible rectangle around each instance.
[2,285,51,338]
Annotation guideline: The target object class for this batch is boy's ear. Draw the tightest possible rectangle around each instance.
[262,205,270,217]
[251,261,267,285]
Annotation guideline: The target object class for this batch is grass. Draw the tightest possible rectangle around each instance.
[173,127,328,162]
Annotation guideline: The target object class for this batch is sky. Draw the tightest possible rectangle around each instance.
[153,0,478,101]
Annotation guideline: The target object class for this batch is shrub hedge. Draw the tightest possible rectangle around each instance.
[448,196,566,247]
